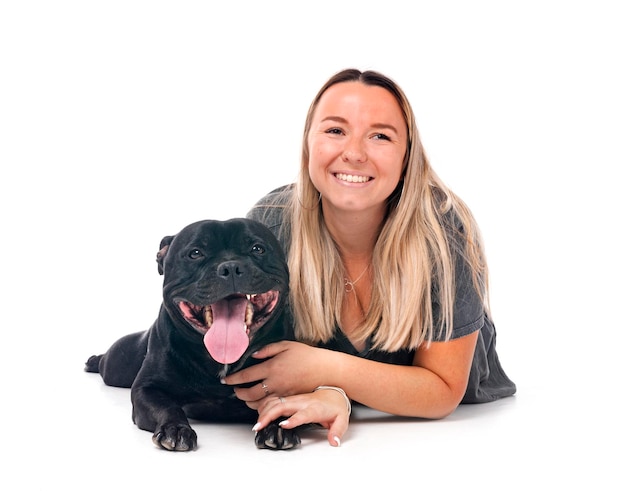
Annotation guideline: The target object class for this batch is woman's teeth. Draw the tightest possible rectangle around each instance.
[335,173,371,183]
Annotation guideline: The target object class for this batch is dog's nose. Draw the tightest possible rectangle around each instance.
[217,260,245,278]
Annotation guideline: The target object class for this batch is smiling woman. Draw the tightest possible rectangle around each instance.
[222,68,516,447]
[307,82,407,217]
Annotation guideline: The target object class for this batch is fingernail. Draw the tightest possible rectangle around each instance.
[220,378,226,384]
[252,423,261,432]
[278,419,289,427]
[333,436,341,447]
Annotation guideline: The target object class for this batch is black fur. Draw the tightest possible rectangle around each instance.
[85,218,299,451]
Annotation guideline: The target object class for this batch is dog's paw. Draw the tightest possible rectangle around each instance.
[255,421,301,450]
[152,423,198,451]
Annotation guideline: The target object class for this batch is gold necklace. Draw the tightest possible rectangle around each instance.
[344,264,370,293]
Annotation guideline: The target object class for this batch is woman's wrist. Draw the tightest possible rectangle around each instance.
[314,385,352,415]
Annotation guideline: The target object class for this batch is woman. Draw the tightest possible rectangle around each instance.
[223,69,516,446]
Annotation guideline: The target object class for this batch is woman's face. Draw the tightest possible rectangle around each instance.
[307,81,407,217]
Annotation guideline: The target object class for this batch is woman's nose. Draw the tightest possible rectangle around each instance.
[341,137,367,163]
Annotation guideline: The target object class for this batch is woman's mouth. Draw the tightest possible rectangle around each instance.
[334,172,372,183]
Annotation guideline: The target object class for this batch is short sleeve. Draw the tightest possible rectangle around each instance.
[431,248,486,342]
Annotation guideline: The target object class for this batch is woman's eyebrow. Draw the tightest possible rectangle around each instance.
[320,116,348,124]
[371,123,399,133]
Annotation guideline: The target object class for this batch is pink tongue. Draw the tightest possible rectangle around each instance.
[203,297,250,364]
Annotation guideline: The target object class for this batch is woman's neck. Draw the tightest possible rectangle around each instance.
[321,202,385,259]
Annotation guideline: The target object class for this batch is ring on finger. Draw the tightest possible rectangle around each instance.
[262,382,270,395]
[279,397,286,404]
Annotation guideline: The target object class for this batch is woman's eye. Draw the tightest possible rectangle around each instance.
[325,127,343,135]
[373,133,391,141]
[251,244,265,255]
[188,249,204,259]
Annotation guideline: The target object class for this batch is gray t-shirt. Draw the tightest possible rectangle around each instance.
[247,185,516,403]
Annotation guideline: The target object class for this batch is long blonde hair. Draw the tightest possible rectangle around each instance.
[286,69,489,351]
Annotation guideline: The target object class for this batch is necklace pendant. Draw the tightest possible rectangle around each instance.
[344,278,354,293]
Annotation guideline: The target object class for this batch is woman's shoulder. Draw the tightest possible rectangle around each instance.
[246,184,294,241]
[247,184,293,212]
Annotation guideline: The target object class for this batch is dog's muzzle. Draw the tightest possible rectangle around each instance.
[178,291,280,364]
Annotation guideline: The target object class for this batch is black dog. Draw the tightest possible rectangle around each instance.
[85,218,299,451]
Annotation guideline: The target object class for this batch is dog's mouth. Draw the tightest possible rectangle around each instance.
[178,291,280,365]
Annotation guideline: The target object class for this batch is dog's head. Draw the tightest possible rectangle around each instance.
[157,218,290,371]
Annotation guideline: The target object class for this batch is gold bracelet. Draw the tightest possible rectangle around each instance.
[314,385,352,416]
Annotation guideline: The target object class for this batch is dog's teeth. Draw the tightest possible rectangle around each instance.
[204,307,213,327]
[245,301,254,326]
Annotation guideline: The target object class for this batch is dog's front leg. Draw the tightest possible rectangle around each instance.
[131,386,197,451]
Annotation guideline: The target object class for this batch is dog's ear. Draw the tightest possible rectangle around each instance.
[156,235,175,275]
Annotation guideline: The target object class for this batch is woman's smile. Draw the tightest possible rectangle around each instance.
[333,172,373,184]
[307,81,407,215]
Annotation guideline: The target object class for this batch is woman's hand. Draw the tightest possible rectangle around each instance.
[252,388,351,447]
[222,341,331,404]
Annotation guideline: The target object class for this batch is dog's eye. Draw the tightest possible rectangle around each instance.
[251,244,265,255]
[188,248,204,259]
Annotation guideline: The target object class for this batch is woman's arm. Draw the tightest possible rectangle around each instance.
[223,331,478,419]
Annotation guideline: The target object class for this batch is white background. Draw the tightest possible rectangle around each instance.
[1,1,624,489]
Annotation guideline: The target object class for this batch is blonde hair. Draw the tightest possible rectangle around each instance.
[283,69,489,351]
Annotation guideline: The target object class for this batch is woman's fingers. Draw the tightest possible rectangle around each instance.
[221,341,293,387]
[326,414,349,447]
[221,362,265,386]
[249,341,291,360]
[252,396,293,430]
[252,391,350,447]
[233,381,272,406]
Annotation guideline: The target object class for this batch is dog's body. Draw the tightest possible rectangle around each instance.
[85,218,299,451]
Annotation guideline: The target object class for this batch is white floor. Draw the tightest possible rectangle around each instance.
[4,346,621,490]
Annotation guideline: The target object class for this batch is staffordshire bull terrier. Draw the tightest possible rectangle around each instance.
[85,218,299,451]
